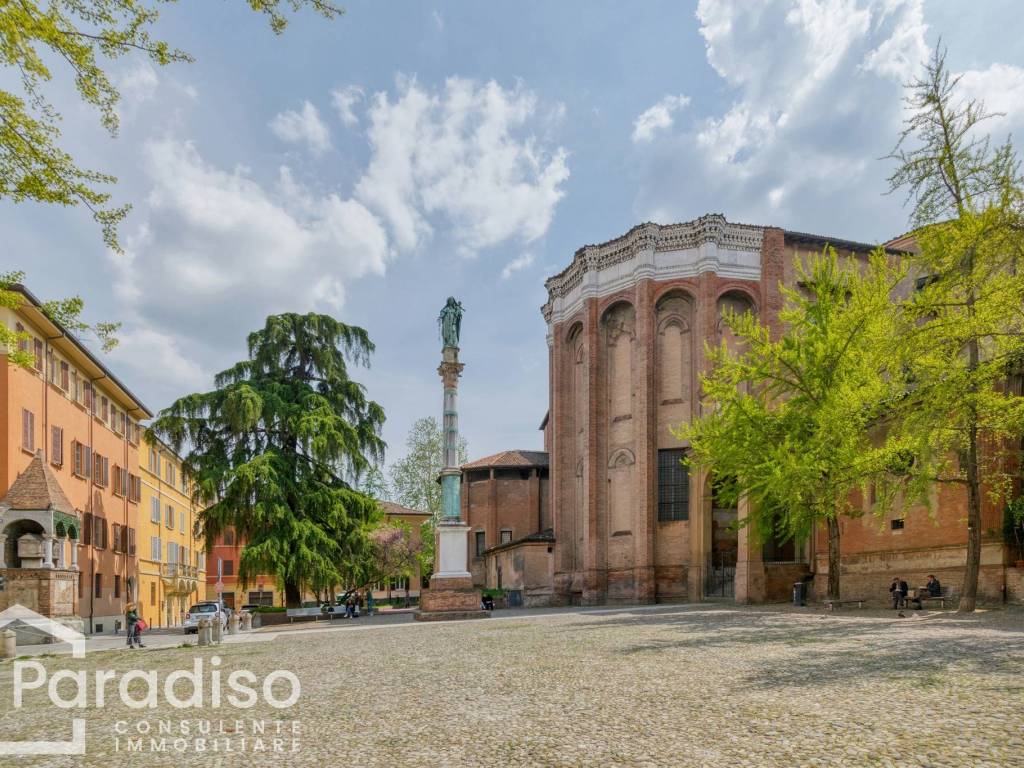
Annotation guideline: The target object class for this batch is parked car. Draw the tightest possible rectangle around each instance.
[182,602,229,634]
[240,604,261,613]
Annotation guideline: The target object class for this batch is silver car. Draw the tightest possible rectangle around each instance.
[182,602,229,634]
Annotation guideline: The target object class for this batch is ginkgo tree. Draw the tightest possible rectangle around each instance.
[885,45,1024,612]
[0,1,342,250]
[679,249,911,600]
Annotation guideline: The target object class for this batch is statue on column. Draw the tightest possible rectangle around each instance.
[438,297,465,349]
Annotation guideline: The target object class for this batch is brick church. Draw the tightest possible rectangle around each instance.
[465,214,1024,607]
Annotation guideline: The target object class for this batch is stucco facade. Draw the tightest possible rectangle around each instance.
[137,435,206,627]
[1,284,151,633]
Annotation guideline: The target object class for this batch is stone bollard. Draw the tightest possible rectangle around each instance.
[242,612,253,632]
[211,615,222,644]
[228,612,239,636]
[2,629,16,659]
[197,618,210,647]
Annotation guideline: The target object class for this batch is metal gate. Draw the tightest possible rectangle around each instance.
[705,553,736,598]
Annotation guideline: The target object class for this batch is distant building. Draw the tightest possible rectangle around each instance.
[205,528,279,610]
[137,435,206,627]
[461,450,552,606]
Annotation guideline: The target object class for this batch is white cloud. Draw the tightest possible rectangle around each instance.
[432,10,444,31]
[355,76,569,256]
[634,0,941,239]
[632,95,690,143]
[501,252,535,279]
[114,62,159,122]
[269,101,331,154]
[331,85,365,127]
[110,138,391,363]
[957,62,1024,137]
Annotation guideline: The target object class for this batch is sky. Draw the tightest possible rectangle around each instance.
[4,0,1023,474]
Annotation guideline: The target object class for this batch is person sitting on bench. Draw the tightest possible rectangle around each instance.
[911,575,941,609]
[889,577,909,609]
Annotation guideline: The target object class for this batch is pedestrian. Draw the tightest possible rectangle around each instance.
[125,603,145,649]
[367,591,375,616]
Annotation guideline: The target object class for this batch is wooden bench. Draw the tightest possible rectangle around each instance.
[916,586,957,609]
[823,598,867,610]
[286,607,322,623]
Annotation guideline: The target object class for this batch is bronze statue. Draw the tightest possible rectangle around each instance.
[439,297,464,348]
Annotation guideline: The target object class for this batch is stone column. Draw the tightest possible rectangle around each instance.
[0,534,7,568]
[70,540,79,571]
[42,534,55,569]
[417,335,485,620]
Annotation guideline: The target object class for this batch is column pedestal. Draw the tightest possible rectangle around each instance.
[415,520,488,621]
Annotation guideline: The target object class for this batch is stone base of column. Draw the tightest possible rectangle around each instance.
[415,575,488,621]
[414,521,488,621]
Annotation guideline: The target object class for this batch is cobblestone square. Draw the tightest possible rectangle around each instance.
[2,605,1021,767]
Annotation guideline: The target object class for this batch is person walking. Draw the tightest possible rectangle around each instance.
[125,603,145,649]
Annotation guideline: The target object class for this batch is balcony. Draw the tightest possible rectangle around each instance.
[161,562,199,594]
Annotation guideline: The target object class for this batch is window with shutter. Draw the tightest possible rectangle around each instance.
[21,409,34,451]
[15,323,28,352]
[166,505,174,529]
[85,382,94,411]
[114,575,121,598]
[94,573,102,599]
[60,361,69,391]
[71,371,79,402]
[112,524,120,552]
[83,513,92,545]
[150,497,160,523]
[33,339,42,371]
[151,537,161,561]
[100,396,108,422]
[128,527,136,555]
[51,426,63,466]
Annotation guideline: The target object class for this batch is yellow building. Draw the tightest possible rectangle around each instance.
[137,434,206,627]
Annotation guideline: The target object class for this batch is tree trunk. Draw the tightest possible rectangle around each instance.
[827,516,841,600]
[960,421,981,612]
[284,581,302,608]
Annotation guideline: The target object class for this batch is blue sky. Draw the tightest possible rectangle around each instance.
[5,0,1023,472]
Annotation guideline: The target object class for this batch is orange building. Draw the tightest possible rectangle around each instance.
[1,284,151,634]
[205,528,279,610]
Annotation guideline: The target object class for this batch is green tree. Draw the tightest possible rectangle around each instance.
[886,45,1024,612]
[389,416,467,581]
[1,270,119,367]
[679,250,908,600]
[0,1,342,250]
[390,416,467,519]
[150,312,385,608]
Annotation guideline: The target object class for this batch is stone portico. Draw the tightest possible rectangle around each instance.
[0,451,83,640]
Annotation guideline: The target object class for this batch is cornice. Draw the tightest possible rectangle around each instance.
[541,214,765,327]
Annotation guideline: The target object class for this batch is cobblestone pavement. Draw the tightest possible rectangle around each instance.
[1,604,1021,767]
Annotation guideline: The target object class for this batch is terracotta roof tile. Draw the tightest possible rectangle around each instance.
[378,501,429,517]
[1,452,76,514]
[461,450,549,470]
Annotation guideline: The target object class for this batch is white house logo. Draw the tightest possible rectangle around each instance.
[0,604,87,756]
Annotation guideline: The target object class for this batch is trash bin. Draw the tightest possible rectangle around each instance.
[792,581,807,606]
